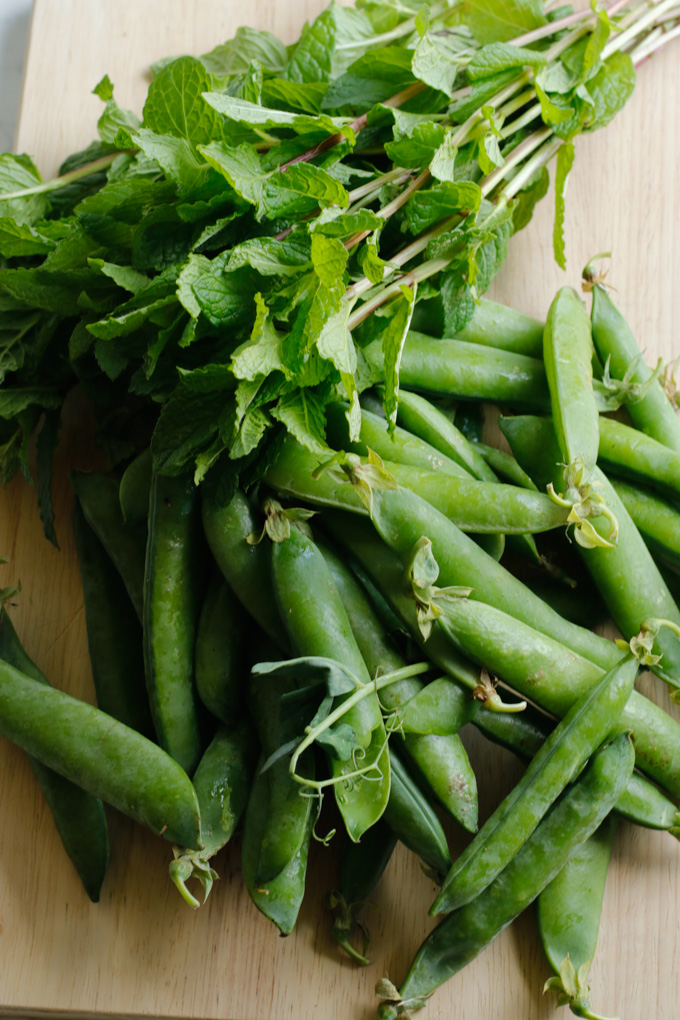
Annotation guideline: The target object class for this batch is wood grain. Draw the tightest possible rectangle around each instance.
[1,1,679,1017]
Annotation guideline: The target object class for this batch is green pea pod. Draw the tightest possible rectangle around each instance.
[610,477,680,576]
[170,722,258,908]
[363,332,549,408]
[70,472,146,623]
[590,282,680,452]
[270,525,390,842]
[0,608,110,902]
[474,441,539,491]
[543,287,599,472]
[384,750,452,880]
[72,499,153,735]
[500,415,680,692]
[329,821,398,965]
[319,538,479,831]
[0,660,201,847]
[241,753,314,936]
[119,447,152,527]
[454,297,544,358]
[599,416,680,503]
[538,815,618,1020]
[201,487,289,651]
[144,471,203,775]
[432,653,636,914]
[195,572,249,725]
[377,733,634,1020]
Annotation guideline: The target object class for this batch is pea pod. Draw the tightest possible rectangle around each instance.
[363,332,549,408]
[538,816,618,1020]
[0,659,201,848]
[500,415,680,691]
[195,573,249,725]
[201,487,289,650]
[270,522,390,842]
[119,447,152,527]
[599,416,680,503]
[319,538,478,831]
[610,477,680,576]
[384,750,452,880]
[454,297,544,357]
[590,281,680,452]
[432,652,635,915]
[70,471,146,622]
[72,498,152,735]
[0,608,110,902]
[377,734,634,1020]
[329,821,398,965]
[143,471,203,774]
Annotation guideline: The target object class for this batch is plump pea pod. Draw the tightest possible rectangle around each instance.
[376,734,634,1020]
[590,281,680,452]
[363,332,549,408]
[70,471,146,622]
[170,722,258,908]
[453,297,545,357]
[384,750,452,880]
[543,287,599,472]
[474,696,679,834]
[328,515,680,800]
[599,416,680,502]
[0,659,201,847]
[270,524,390,842]
[610,477,680,575]
[474,441,539,491]
[201,487,289,650]
[119,447,152,527]
[366,484,620,672]
[143,471,203,774]
[0,609,110,902]
[195,572,249,725]
[319,533,479,831]
[241,753,314,936]
[538,815,618,1020]
[501,415,680,691]
[329,821,398,965]
[72,499,153,735]
[431,653,636,915]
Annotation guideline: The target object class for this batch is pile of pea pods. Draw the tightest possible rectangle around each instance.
[2,267,680,1018]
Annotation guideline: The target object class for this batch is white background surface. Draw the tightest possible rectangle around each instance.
[0,0,33,153]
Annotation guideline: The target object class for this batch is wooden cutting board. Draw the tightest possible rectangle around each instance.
[1,1,679,1017]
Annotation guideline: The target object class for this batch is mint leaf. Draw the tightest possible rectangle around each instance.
[311,234,349,287]
[285,3,375,83]
[143,57,221,145]
[405,180,482,234]
[464,0,546,45]
[0,387,61,418]
[261,79,329,114]
[412,28,470,94]
[0,153,49,224]
[0,268,81,315]
[468,42,547,79]
[87,259,150,294]
[322,47,416,112]
[585,51,635,131]
[230,406,269,460]
[358,238,386,284]
[150,388,231,475]
[273,162,349,207]
[232,294,288,381]
[441,272,476,334]
[553,141,575,270]
[310,208,383,238]
[377,283,416,431]
[385,121,446,169]
[0,218,57,258]
[201,92,347,138]
[226,235,312,277]
[36,408,60,548]
[200,26,288,77]
[271,388,329,455]
[430,131,459,182]
[93,77,140,145]
[192,265,256,328]
[127,129,212,197]
[199,141,268,207]
[512,164,550,232]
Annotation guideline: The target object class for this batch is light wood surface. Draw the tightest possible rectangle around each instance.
[1,1,679,1018]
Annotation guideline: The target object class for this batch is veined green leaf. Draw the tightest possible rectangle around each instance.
[553,141,575,270]
[464,0,546,45]
[311,234,349,287]
[230,406,270,460]
[232,294,289,381]
[150,388,231,475]
[176,254,209,318]
[310,207,383,238]
[261,79,329,114]
[271,389,329,455]
[385,121,446,169]
[0,217,57,258]
[429,131,459,183]
[192,264,257,328]
[358,237,386,284]
[87,259,150,294]
[198,141,268,206]
[585,51,635,131]
[285,2,375,83]
[322,46,416,112]
[143,56,222,145]
[226,235,312,277]
[405,179,481,234]
[0,268,81,316]
[377,282,416,431]
[0,387,62,419]
[272,162,349,207]
[202,92,351,139]
[126,129,212,198]
[467,41,547,80]
[201,26,288,77]
[412,27,471,95]
[0,153,49,224]
[93,76,140,145]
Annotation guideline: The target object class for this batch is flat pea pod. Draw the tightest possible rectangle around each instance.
[195,572,249,725]
[363,331,549,408]
[377,734,634,1020]
[0,609,110,902]
[543,286,599,471]
[270,524,390,842]
[72,499,153,735]
[474,441,539,491]
[329,821,398,965]
[431,652,636,915]
[384,750,452,880]
[501,415,680,691]
[70,471,146,623]
[0,659,201,848]
[538,816,618,1020]
[119,447,152,527]
[143,471,203,775]
[366,484,621,672]
[590,282,680,452]
[599,416,680,502]
[201,487,289,651]
[453,297,544,357]
[610,477,680,575]
[319,535,479,831]
[241,753,314,936]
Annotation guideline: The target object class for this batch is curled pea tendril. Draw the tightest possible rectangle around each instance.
[547,457,619,550]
